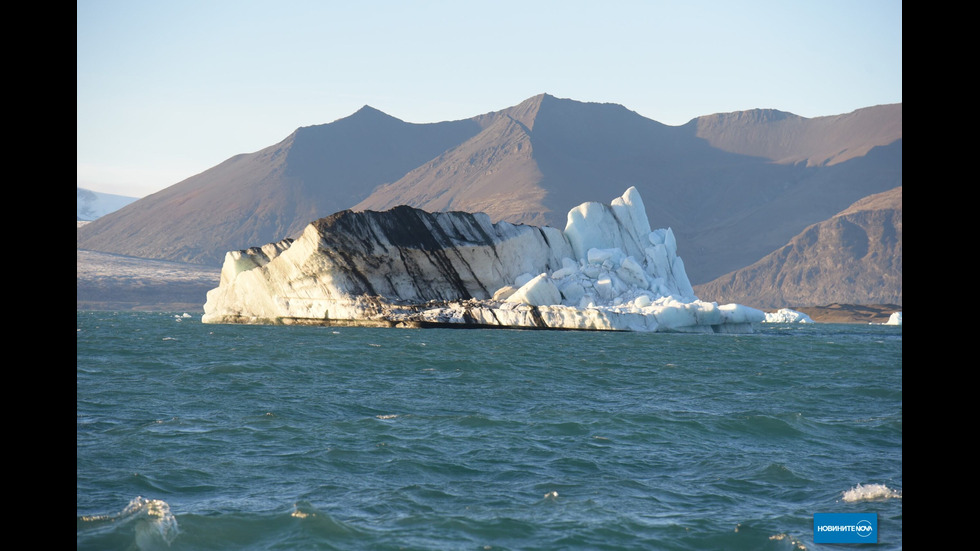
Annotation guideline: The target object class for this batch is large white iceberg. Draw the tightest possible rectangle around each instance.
[202,187,765,332]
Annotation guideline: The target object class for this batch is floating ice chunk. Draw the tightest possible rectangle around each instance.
[581,264,601,279]
[885,312,902,325]
[664,227,677,255]
[610,186,652,241]
[650,300,699,329]
[764,308,814,323]
[505,273,562,306]
[565,201,606,260]
[842,483,902,502]
[558,281,585,304]
[649,228,666,246]
[514,272,535,287]
[492,285,518,301]
[617,256,648,288]
[551,266,576,279]
[594,276,617,301]
[587,247,623,267]
[565,188,649,262]
[670,255,695,299]
[645,244,670,277]
[718,303,767,324]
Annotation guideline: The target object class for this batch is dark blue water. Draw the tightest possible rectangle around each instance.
[77,311,902,550]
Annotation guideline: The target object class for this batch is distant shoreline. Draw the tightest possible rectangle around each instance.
[75,297,901,325]
[77,249,900,323]
[781,304,901,324]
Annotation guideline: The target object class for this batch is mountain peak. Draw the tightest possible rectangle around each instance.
[354,104,386,116]
[302,105,404,130]
[491,93,637,131]
[346,104,403,123]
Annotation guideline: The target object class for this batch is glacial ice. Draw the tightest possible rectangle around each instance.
[202,186,766,332]
[764,308,814,323]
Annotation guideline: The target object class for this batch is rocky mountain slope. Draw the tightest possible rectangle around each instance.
[694,186,901,309]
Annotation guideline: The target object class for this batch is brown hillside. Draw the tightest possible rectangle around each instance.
[694,187,902,309]
[77,107,482,266]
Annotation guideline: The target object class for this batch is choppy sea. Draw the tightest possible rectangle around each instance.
[77,310,902,550]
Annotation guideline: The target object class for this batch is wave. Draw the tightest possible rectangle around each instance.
[78,496,178,551]
[841,483,902,502]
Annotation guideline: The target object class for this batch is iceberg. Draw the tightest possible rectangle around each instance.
[202,187,765,332]
[884,312,902,325]
[764,308,814,323]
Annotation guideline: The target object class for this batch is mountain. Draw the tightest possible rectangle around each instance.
[76,94,901,305]
[76,107,482,264]
[77,188,138,221]
[693,186,902,309]
[352,97,901,286]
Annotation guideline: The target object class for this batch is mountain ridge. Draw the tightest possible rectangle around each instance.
[77,94,901,307]
[691,103,902,166]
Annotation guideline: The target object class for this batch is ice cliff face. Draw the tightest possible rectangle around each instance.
[202,187,764,332]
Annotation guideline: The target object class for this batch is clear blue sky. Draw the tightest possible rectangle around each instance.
[77,0,902,198]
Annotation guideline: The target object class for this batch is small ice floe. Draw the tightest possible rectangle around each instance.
[376,414,398,420]
[544,490,559,499]
[763,308,813,323]
[870,312,902,326]
[841,483,902,502]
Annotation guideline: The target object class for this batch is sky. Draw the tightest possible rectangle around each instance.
[77,0,902,198]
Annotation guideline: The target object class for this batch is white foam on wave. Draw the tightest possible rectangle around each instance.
[80,496,179,549]
[841,483,902,502]
[768,533,807,550]
[130,497,179,550]
[291,500,317,519]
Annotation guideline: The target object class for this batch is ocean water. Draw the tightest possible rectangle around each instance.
[77,311,902,550]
